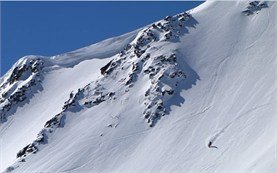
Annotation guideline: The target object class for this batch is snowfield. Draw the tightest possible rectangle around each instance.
[1,1,276,173]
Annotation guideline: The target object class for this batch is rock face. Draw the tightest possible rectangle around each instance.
[98,11,192,126]
[242,1,268,15]
[0,57,44,123]
[12,11,195,165]
[14,89,84,161]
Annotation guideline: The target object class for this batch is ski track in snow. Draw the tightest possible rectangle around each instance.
[0,117,14,136]
[245,10,270,50]
[172,105,212,125]
[210,102,277,145]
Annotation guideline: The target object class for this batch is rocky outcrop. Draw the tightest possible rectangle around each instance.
[242,1,268,15]
[141,53,187,127]
[0,57,44,123]
[14,83,116,162]
[8,11,197,171]
[99,11,193,126]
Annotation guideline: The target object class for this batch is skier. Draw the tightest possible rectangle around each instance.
[208,141,218,149]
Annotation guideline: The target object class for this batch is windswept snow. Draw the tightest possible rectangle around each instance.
[1,1,276,173]
[49,30,139,68]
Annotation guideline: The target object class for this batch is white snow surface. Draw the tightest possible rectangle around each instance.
[1,1,276,173]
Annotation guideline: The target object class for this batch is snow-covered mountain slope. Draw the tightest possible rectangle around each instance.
[1,1,276,172]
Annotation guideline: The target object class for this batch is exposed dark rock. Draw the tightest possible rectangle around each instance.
[5,166,15,172]
[164,31,173,40]
[125,73,135,86]
[35,133,45,143]
[242,1,268,15]
[162,88,174,95]
[100,61,112,75]
[44,116,59,128]
[108,92,115,97]
[132,63,139,72]
[134,48,145,58]
[0,58,44,124]
[17,144,38,158]
[151,23,157,29]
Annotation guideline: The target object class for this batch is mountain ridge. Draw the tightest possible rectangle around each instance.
[1,1,276,172]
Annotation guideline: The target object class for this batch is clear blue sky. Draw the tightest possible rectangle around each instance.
[1,1,203,75]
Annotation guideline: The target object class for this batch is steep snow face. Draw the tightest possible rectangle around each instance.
[1,1,277,173]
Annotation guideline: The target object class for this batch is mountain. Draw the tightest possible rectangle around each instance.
[1,1,276,172]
